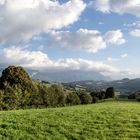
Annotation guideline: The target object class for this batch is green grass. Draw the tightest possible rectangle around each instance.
[0,101,140,140]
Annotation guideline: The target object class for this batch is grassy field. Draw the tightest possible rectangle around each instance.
[0,101,140,140]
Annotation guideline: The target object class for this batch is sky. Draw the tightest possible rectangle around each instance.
[0,0,140,79]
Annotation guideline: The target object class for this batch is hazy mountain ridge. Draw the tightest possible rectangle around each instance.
[0,67,140,94]
[63,78,140,94]
[31,70,111,82]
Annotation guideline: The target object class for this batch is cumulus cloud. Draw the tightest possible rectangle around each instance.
[0,0,86,44]
[47,29,106,53]
[0,46,132,78]
[47,29,125,53]
[129,29,140,37]
[124,21,140,28]
[104,30,126,45]
[93,0,140,17]
[124,21,140,37]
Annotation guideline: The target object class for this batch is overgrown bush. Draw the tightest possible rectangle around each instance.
[105,87,115,98]
[45,84,66,107]
[0,66,38,94]
[128,91,140,101]
[90,90,105,100]
[66,92,81,105]
[78,91,92,104]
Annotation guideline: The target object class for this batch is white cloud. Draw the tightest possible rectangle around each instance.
[48,29,106,53]
[47,29,125,53]
[124,21,140,37]
[107,57,120,62]
[0,0,86,44]
[0,46,133,78]
[121,53,128,58]
[2,46,53,68]
[107,53,128,62]
[104,30,126,45]
[93,0,140,17]
[124,21,140,28]
[129,29,140,37]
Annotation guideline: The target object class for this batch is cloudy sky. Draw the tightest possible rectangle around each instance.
[0,0,140,79]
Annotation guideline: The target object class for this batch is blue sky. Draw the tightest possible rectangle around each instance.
[0,0,140,79]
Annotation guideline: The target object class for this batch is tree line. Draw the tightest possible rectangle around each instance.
[0,66,115,110]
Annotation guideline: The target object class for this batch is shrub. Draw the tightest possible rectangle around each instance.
[92,96,99,103]
[105,87,115,98]
[128,91,140,100]
[0,66,38,94]
[90,90,105,101]
[46,84,66,107]
[0,84,21,110]
[78,91,92,104]
[66,92,81,105]
[136,97,140,102]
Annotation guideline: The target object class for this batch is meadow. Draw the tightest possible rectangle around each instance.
[0,101,140,140]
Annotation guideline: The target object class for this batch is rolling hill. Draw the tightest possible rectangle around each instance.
[63,78,140,95]
[0,101,140,140]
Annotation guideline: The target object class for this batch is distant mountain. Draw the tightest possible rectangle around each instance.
[63,78,140,95]
[111,78,140,93]
[31,70,111,82]
[0,67,110,82]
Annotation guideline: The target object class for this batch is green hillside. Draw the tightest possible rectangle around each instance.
[0,101,139,140]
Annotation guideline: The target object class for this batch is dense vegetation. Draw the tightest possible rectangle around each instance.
[0,66,115,110]
[0,66,140,139]
[0,101,139,139]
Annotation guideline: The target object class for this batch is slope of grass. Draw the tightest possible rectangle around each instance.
[0,101,140,140]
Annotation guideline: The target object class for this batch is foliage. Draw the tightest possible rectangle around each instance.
[105,87,115,98]
[66,92,81,105]
[128,91,140,101]
[0,66,38,94]
[78,91,92,104]
[45,84,66,107]
[0,66,116,110]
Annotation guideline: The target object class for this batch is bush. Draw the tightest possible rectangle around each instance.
[0,66,38,94]
[105,87,115,98]
[0,84,21,110]
[66,92,81,105]
[90,90,105,101]
[92,96,99,103]
[46,84,66,107]
[78,91,92,104]
[128,93,136,99]
[128,91,140,100]
[136,97,140,102]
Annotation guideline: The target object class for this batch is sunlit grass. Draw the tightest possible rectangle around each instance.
[0,101,139,139]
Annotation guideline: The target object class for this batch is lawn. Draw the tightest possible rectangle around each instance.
[0,101,140,140]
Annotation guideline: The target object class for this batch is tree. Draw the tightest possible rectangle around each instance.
[46,84,66,107]
[78,91,92,104]
[105,87,115,98]
[66,92,81,105]
[90,90,105,100]
[0,66,38,94]
[0,66,39,108]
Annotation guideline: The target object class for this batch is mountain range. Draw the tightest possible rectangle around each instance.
[31,70,111,82]
[63,78,140,95]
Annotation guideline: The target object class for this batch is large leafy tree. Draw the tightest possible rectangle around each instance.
[0,66,38,93]
[105,87,115,98]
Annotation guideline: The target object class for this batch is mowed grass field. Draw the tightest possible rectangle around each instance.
[0,101,140,140]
